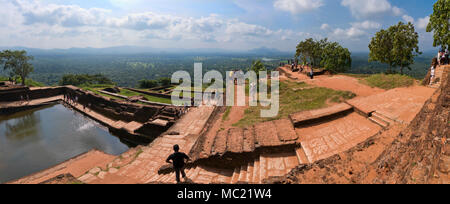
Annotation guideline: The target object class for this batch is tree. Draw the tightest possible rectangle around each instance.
[158,77,172,86]
[296,38,351,72]
[369,29,395,73]
[295,38,315,65]
[426,0,450,49]
[391,22,421,74]
[321,42,352,73]
[0,50,34,85]
[139,79,158,88]
[59,74,114,86]
[369,22,421,74]
[250,60,266,76]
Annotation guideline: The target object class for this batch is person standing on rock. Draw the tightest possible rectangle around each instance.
[309,66,314,79]
[430,57,438,85]
[166,144,190,183]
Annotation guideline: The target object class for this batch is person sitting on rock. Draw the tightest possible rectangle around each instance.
[166,144,190,183]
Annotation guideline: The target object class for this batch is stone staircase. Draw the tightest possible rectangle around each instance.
[429,65,446,89]
[229,150,307,184]
[368,112,396,129]
[146,146,310,184]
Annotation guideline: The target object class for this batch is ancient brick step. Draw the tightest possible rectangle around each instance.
[187,167,202,182]
[254,121,282,147]
[295,148,310,164]
[226,128,244,153]
[283,151,300,171]
[243,127,256,152]
[368,116,389,129]
[259,154,267,183]
[261,153,288,179]
[123,121,143,133]
[211,130,229,156]
[231,166,241,184]
[155,115,175,122]
[273,119,299,142]
[112,120,127,129]
[246,162,254,183]
[163,172,176,183]
[184,167,196,179]
[198,128,218,159]
[371,112,395,126]
[252,158,260,184]
[237,164,248,183]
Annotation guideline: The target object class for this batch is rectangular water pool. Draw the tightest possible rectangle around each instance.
[0,103,131,183]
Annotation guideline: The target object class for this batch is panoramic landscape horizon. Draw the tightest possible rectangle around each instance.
[0,0,448,190]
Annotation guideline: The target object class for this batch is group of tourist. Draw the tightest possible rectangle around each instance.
[288,59,314,80]
[64,93,91,111]
[19,94,30,104]
[429,48,449,85]
[437,48,449,65]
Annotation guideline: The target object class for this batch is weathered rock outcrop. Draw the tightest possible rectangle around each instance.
[266,66,449,184]
[371,66,449,184]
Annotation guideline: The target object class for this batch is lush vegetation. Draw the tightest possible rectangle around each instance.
[295,38,351,73]
[233,81,356,127]
[363,74,416,90]
[59,74,114,86]
[426,0,449,49]
[138,79,159,88]
[0,53,285,87]
[249,60,266,75]
[0,50,34,85]
[0,51,435,88]
[369,22,421,74]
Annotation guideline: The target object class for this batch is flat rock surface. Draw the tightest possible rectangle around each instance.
[347,86,434,123]
[295,112,381,162]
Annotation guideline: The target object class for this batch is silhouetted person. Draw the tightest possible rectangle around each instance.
[166,144,190,183]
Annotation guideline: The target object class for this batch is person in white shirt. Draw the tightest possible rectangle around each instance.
[430,57,438,85]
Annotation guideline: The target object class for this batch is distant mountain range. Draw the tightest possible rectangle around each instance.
[0,45,437,58]
[0,46,293,56]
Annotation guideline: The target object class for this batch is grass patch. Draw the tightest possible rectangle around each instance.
[340,73,372,79]
[80,84,173,104]
[363,74,415,90]
[222,106,232,121]
[120,89,173,104]
[233,81,356,127]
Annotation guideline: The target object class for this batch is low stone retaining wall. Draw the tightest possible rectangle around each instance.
[0,87,64,102]
[289,103,354,127]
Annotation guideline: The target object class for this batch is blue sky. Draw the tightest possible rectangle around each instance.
[0,0,437,52]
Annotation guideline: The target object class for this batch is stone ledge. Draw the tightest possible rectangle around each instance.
[289,103,353,127]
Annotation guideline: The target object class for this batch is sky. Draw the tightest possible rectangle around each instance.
[0,0,437,52]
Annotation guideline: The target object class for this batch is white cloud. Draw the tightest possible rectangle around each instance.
[2,0,316,50]
[321,24,330,30]
[402,15,414,23]
[13,0,110,27]
[417,16,430,30]
[341,0,403,18]
[351,20,381,29]
[332,27,365,38]
[274,0,324,14]
[330,20,380,39]
[400,15,430,30]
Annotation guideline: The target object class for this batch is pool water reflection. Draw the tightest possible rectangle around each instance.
[0,104,130,183]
